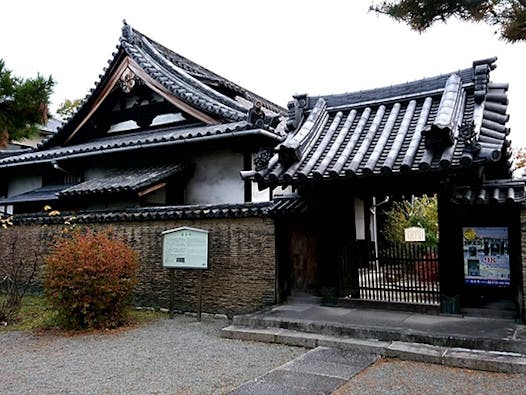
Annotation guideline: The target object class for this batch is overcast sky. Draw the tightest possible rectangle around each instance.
[1,1,524,146]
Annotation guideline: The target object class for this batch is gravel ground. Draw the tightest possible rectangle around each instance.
[334,358,526,395]
[0,315,304,394]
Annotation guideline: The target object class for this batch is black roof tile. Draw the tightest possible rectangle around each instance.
[59,163,185,197]
[451,179,525,205]
[248,58,510,186]
[40,22,285,150]
[10,202,271,225]
[0,184,69,205]
[0,122,280,168]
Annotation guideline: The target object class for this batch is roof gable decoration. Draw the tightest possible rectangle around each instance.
[38,21,286,149]
[62,57,223,146]
[244,57,510,185]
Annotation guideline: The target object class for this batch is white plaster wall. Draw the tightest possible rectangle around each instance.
[186,149,244,205]
[7,174,42,197]
[251,183,270,202]
[355,197,365,240]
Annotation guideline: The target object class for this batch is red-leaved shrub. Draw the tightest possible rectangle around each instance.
[43,228,139,329]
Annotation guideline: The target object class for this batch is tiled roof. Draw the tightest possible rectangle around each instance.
[60,163,185,197]
[0,148,31,160]
[11,202,271,225]
[120,23,284,116]
[0,122,279,168]
[39,118,62,134]
[0,184,68,205]
[40,22,285,149]
[267,179,525,215]
[246,58,510,186]
[451,179,525,205]
[268,195,313,215]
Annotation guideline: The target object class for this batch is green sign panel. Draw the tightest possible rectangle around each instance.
[162,227,208,269]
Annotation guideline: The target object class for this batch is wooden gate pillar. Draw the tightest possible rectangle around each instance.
[437,189,462,314]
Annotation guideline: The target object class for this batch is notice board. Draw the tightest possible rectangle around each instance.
[162,227,209,269]
[462,227,510,287]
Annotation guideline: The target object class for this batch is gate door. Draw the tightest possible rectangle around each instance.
[358,243,440,305]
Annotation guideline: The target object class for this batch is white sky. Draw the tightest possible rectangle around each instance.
[1,1,524,146]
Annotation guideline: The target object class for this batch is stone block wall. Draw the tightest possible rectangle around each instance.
[0,214,276,316]
[521,210,526,321]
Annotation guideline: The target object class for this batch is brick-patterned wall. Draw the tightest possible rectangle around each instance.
[521,210,526,321]
[0,216,276,316]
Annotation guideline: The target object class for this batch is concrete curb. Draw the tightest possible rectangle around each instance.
[221,325,526,374]
[232,315,526,354]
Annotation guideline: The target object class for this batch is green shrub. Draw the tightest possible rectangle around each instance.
[382,195,438,248]
[42,228,139,329]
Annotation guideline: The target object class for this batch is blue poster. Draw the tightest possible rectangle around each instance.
[463,227,510,287]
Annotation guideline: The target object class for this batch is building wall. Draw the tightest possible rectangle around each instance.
[0,215,276,316]
[186,149,244,205]
[7,174,42,197]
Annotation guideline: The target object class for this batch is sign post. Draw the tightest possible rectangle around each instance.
[197,270,203,321]
[169,268,175,319]
[161,227,209,321]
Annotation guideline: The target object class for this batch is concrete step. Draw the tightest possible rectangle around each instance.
[286,293,323,305]
[221,325,526,374]
[461,307,517,320]
[231,314,526,354]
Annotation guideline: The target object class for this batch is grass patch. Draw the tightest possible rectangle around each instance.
[1,295,56,331]
[0,295,163,333]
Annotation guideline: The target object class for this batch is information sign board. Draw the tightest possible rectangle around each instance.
[162,227,208,269]
[404,226,426,242]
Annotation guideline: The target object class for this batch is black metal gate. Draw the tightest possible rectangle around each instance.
[358,243,440,305]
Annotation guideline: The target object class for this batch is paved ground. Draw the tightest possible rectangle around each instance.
[334,358,526,395]
[230,347,378,394]
[0,315,304,394]
[229,346,526,394]
[2,314,526,394]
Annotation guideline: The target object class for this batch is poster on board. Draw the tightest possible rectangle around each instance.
[462,227,510,287]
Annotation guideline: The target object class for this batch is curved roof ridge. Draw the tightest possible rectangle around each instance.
[38,21,284,150]
[302,67,474,111]
[122,22,284,114]
[127,30,249,115]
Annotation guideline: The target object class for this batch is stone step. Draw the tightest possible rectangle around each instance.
[228,346,379,395]
[286,293,323,305]
[231,315,526,354]
[221,325,526,374]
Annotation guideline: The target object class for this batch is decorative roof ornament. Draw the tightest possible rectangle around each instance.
[422,73,463,152]
[247,101,265,126]
[459,121,481,156]
[121,20,136,45]
[119,69,137,93]
[286,94,308,132]
[276,97,327,167]
[253,147,273,171]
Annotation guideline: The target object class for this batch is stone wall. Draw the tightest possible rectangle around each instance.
[0,212,276,316]
[521,210,526,321]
